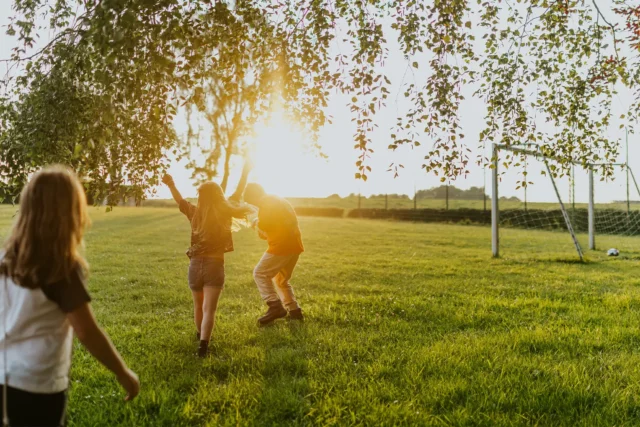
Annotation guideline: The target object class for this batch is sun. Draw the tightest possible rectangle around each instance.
[248,112,327,197]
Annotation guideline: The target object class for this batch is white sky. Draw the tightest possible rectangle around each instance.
[1,2,637,203]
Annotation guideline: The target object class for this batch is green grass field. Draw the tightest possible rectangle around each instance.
[3,206,640,426]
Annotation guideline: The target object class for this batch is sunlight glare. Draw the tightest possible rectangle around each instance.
[248,112,327,197]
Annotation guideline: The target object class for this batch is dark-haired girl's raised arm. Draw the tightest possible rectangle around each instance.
[162,174,184,204]
[163,174,197,220]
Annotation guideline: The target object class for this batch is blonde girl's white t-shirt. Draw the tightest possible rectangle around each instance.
[0,264,91,394]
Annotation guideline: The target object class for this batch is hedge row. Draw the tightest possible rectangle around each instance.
[347,208,491,224]
[142,199,177,208]
[294,207,344,218]
[501,208,640,235]
[116,201,640,236]
[348,208,640,236]
[595,210,640,236]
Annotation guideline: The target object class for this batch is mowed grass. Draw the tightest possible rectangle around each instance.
[4,207,640,425]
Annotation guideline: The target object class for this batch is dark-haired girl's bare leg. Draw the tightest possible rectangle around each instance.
[201,287,223,341]
[198,287,223,357]
[191,291,204,339]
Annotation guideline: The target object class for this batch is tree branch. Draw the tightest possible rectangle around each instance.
[0,4,97,64]
[592,0,620,59]
[287,2,312,40]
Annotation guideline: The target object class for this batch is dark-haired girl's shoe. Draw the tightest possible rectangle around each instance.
[197,340,209,358]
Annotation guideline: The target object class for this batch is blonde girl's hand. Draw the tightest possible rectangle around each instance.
[117,368,140,401]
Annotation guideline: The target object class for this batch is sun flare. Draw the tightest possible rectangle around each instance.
[248,112,326,197]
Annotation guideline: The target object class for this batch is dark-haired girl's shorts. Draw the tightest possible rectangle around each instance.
[188,257,225,291]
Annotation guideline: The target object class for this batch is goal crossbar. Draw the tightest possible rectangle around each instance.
[493,143,625,168]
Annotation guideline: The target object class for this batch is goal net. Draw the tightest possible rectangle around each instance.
[492,144,640,261]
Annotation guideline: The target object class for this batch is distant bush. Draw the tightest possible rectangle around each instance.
[415,185,490,201]
[348,207,640,236]
[295,207,344,218]
[500,196,521,202]
[347,208,491,224]
[368,193,411,200]
[142,198,197,208]
[501,208,640,235]
[142,199,174,208]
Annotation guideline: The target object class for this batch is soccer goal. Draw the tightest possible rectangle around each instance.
[491,143,640,260]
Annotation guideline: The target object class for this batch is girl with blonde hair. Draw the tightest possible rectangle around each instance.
[162,161,253,357]
[0,166,139,427]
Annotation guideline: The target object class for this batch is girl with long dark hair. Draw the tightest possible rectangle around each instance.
[162,162,253,357]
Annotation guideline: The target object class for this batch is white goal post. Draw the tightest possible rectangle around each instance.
[491,143,640,260]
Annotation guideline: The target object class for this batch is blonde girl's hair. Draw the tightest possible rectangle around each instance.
[0,165,89,289]
[192,182,251,237]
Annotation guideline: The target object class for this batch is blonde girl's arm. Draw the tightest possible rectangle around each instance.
[229,159,253,202]
[67,303,140,401]
[250,215,268,240]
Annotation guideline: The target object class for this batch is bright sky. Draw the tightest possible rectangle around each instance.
[1,3,637,204]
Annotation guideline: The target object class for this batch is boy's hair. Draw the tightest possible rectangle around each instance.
[243,183,266,206]
[192,182,250,237]
[0,165,89,289]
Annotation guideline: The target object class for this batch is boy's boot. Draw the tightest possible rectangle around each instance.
[258,300,287,327]
[288,308,304,322]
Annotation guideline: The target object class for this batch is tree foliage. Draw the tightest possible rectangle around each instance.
[1,0,639,201]
[180,2,279,190]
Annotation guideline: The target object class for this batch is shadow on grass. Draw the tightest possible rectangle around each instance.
[537,255,640,270]
[545,258,588,265]
[255,319,310,425]
[499,256,598,266]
